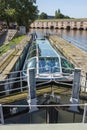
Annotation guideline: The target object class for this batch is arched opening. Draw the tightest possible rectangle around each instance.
[55,27,59,29]
[60,27,64,29]
[66,26,70,30]
[72,27,77,30]
[41,27,44,29]
[79,28,84,30]
[50,26,54,29]
[46,27,49,29]
[37,27,40,29]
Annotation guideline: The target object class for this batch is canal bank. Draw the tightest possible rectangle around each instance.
[48,34,87,92]
[48,35,87,72]
[0,35,32,96]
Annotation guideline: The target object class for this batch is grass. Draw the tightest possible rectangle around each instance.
[0,35,26,56]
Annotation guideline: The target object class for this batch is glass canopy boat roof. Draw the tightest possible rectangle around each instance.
[22,36,74,82]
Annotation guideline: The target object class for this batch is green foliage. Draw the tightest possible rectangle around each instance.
[0,0,38,31]
[0,35,25,55]
[0,0,16,23]
[0,0,5,21]
[5,8,16,26]
[38,12,48,19]
[14,0,38,30]
[55,9,70,19]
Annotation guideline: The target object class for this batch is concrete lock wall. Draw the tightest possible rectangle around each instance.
[0,37,32,96]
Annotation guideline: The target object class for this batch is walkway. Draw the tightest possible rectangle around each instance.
[49,35,87,73]
[4,29,17,45]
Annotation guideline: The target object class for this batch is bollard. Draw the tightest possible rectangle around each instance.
[72,68,81,99]
[0,104,4,124]
[27,68,38,112]
[69,68,81,112]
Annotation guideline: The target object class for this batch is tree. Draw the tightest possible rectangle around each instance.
[55,9,70,19]
[0,0,5,21]
[38,12,48,19]
[58,9,60,14]
[0,0,16,26]
[14,0,38,31]
[5,8,16,27]
[55,9,63,19]
[0,0,38,31]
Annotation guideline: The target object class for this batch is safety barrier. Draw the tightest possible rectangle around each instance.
[0,67,87,97]
[0,103,87,124]
[0,68,87,124]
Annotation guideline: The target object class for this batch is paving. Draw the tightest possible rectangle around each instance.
[0,29,17,46]
[49,35,87,73]
[4,29,17,45]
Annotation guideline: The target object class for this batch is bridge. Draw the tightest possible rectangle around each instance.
[30,19,87,30]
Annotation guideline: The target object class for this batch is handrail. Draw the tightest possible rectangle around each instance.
[0,68,87,97]
[0,103,87,124]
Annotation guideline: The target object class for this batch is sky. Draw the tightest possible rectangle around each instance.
[36,0,87,18]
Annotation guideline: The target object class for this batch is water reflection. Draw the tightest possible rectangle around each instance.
[29,29,87,52]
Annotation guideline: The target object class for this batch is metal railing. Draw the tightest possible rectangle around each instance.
[0,67,87,96]
[0,68,87,124]
[0,103,87,124]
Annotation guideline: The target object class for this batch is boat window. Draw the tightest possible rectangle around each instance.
[29,42,36,52]
[61,58,74,73]
[39,57,60,73]
[27,58,36,69]
[26,42,36,59]
[24,58,36,70]
[27,49,36,59]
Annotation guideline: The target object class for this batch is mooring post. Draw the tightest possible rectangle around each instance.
[69,68,81,112]
[82,103,87,123]
[27,68,37,112]
[0,104,4,125]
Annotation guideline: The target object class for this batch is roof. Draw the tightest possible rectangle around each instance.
[36,39,59,57]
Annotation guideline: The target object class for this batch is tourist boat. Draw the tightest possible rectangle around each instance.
[22,34,74,83]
